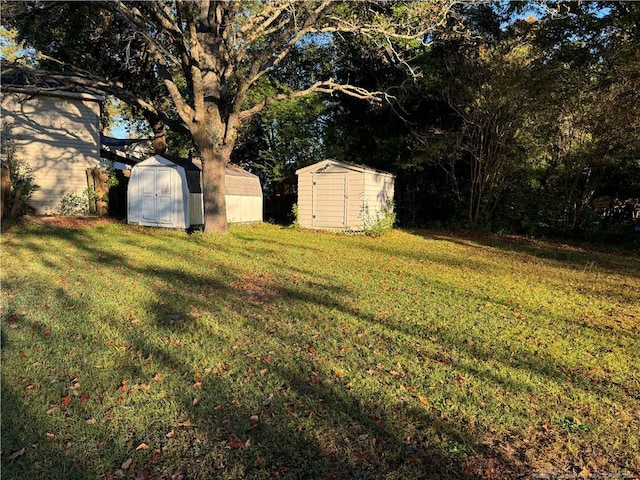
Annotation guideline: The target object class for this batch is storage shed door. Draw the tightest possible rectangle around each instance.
[140,167,174,225]
[312,173,347,228]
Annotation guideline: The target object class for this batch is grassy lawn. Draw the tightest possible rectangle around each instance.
[1,222,639,479]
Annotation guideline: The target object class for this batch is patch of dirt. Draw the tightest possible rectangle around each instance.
[231,273,278,308]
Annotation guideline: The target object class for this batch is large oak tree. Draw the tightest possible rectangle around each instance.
[5,0,455,232]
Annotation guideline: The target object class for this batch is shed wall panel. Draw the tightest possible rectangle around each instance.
[346,171,365,229]
[297,173,314,227]
[312,173,346,228]
[226,195,262,223]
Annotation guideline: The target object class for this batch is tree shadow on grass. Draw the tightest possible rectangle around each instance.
[407,228,640,279]
[1,227,486,479]
[3,225,638,479]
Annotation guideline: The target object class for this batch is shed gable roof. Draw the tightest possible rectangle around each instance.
[295,159,394,177]
[133,155,262,197]
[134,155,202,193]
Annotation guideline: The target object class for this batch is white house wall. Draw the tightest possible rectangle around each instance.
[1,91,102,214]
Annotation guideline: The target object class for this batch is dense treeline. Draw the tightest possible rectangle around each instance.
[233,2,640,242]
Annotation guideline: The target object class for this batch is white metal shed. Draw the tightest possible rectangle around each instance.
[224,164,263,224]
[127,155,263,230]
[296,159,395,231]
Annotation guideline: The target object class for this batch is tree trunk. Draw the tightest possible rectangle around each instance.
[201,144,231,234]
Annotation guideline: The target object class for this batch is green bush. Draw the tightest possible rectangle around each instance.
[362,198,396,236]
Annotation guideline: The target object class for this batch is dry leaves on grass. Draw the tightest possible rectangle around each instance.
[231,273,278,308]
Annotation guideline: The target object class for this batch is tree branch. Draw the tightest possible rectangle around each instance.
[4,61,190,135]
[239,80,387,120]
[112,1,195,126]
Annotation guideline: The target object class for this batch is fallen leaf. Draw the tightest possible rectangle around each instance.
[193,381,202,388]
[579,468,590,477]
[46,405,58,415]
[225,441,245,449]
[263,393,274,406]
[121,458,133,470]
[80,393,90,404]
[192,398,200,406]
[334,369,346,378]
[418,396,429,405]
[86,418,96,424]
[9,448,25,460]
[46,433,55,438]
[62,395,72,407]
[136,443,149,451]
[152,373,162,381]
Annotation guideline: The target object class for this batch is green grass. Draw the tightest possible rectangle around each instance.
[1,223,639,479]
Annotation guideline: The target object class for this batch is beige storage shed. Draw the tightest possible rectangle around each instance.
[296,159,395,231]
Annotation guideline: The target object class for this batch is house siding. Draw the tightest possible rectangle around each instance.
[1,91,102,214]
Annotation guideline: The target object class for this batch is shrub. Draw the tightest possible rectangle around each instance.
[362,198,396,236]
[1,124,40,217]
[57,187,98,216]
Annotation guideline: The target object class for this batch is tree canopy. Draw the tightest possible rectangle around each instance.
[3,0,456,232]
[3,1,639,241]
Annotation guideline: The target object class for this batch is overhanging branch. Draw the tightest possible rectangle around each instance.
[3,62,190,135]
[239,80,388,120]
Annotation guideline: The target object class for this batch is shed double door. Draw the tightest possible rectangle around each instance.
[140,167,174,225]
[312,172,348,229]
